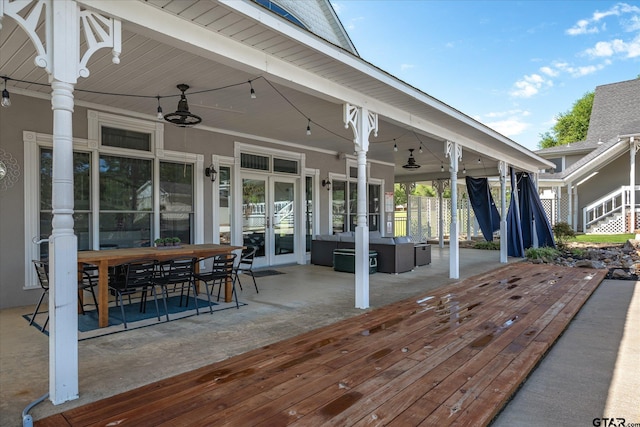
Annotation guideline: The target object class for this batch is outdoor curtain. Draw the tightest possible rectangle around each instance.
[507,168,555,257]
[465,176,501,241]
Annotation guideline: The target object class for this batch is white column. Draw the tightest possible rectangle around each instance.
[499,161,508,263]
[48,0,80,405]
[405,184,412,237]
[344,104,378,309]
[446,141,461,279]
[531,172,538,248]
[2,0,122,404]
[630,137,637,232]
[574,190,579,232]
[466,196,471,241]
[567,182,573,230]
[435,180,445,248]
[49,80,79,404]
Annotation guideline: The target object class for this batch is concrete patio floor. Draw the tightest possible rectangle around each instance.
[1,247,638,426]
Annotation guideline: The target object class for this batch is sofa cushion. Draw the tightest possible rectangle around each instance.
[315,234,339,241]
[394,236,412,244]
[370,237,395,245]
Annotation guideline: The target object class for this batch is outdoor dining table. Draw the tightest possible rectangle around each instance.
[78,244,242,328]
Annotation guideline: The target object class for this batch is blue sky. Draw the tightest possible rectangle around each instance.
[331,1,640,151]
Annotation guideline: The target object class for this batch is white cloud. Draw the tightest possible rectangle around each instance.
[626,15,640,32]
[510,74,552,98]
[585,33,640,58]
[484,119,531,137]
[400,64,415,71]
[485,109,531,118]
[566,19,600,35]
[567,2,640,35]
[552,60,610,77]
[540,66,559,77]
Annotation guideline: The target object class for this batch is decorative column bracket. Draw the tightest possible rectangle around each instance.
[445,140,462,172]
[344,103,378,151]
[0,0,121,79]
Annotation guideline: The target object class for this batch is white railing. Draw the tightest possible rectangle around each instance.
[583,185,640,232]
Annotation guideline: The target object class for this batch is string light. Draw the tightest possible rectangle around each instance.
[1,77,10,107]
[249,80,256,99]
[419,143,423,154]
[393,139,398,152]
[306,119,311,136]
[156,96,163,120]
[463,164,467,174]
[440,163,444,172]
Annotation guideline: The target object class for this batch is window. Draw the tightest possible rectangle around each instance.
[305,176,313,252]
[252,0,307,29]
[241,152,299,174]
[102,126,151,151]
[218,166,232,245]
[330,179,381,233]
[39,148,92,258]
[99,155,153,248]
[331,180,346,233]
[159,162,194,244]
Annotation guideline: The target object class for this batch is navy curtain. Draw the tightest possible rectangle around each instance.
[518,172,555,249]
[507,169,555,257]
[507,168,525,257]
[465,177,500,241]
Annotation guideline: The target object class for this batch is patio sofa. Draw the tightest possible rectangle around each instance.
[311,232,417,274]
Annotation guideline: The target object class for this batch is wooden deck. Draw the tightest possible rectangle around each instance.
[36,263,606,426]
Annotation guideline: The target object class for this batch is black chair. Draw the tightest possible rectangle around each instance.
[30,260,50,331]
[30,261,101,331]
[78,264,99,316]
[233,246,258,293]
[192,253,238,312]
[154,257,199,317]
[108,259,164,329]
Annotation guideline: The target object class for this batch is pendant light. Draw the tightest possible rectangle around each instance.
[402,148,421,169]
[163,84,202,127]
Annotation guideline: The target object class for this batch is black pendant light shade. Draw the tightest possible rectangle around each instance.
[164,84,202,127]
[403,148,421,169]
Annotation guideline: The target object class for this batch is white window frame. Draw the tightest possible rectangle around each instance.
[23,112,204,288]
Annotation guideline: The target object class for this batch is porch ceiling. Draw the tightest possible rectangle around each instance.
[0,0,552,181]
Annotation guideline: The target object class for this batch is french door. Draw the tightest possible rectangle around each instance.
[241,174,297,268]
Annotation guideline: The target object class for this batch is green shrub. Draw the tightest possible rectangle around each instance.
[570,248,586,258]
[552,222,575,247]
[473,241,500,250]
[525,246,560,260]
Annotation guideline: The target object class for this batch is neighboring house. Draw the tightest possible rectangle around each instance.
[537,78,640,234]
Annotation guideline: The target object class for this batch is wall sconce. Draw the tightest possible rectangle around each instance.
[322,178,331,190]
[205,164,217,182]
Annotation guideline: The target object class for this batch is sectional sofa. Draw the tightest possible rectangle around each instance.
[311,232,429,274]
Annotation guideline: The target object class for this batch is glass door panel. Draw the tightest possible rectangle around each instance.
[241,174,297,267]
[242,177,266,258]
[273,179,296,264]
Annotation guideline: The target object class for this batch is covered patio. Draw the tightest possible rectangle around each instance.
[2,0,554,413]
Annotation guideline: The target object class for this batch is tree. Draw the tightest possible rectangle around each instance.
[538,91,594,149]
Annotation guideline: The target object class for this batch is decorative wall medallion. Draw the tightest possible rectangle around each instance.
[0,148,20,191]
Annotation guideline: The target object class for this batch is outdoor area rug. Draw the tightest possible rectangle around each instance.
[23,295,247,340]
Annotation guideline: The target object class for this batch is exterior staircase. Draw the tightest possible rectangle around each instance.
[583,186,640,233]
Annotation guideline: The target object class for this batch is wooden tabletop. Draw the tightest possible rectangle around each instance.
[78,244,242,265]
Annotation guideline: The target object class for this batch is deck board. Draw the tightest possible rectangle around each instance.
[36,264,605,427]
